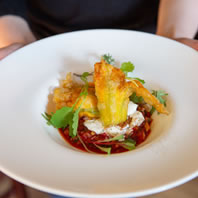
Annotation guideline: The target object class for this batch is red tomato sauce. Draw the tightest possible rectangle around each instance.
[59,106,152,154]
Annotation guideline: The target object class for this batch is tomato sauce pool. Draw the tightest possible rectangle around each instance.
[58,107,152,154]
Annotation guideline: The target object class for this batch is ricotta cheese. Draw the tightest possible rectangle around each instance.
[84,101,145,135]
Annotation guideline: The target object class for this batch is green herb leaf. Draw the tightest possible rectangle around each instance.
[102,54,115,65]
[132,77,145,84]
[130,92,144,104]
[72,106,82,137]
[68,113,74,136]
[42,112,52,126]
[80,72,90,83]
[94,144,111,155]
[97,134,124,143]
[150,106,156,115]
[120,62,135,75]
[50,107,73,128]
[120,138,136,150]
[152,90,168,106]
[80,108,100,116]
[126,77,145,84]
[121,144,136,150]
[77,134,94,153]
[79,72,90,96]
[150,90,168,114]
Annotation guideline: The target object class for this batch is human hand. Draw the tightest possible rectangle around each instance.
[0,43,24,60]
[175,38,198,51]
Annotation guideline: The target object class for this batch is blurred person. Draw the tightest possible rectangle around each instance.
[0,0,198,60]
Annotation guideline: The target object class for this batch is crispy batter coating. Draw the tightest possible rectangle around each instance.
[53,73,99,118]
[53,61,168,124]
[94,60,132,126]
[128,79,169,115]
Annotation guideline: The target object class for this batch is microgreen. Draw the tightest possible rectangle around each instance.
[50,107,73,128]
[130,92,144,104]
[102,54,115,65]
[150,106,156,115]
[130,77,145,84]
[150,90,168,114]
[97,134,124,143]
[42,112,52,126]
[120,138,136,150]
[80,108,100,116]
[42,72,90,137]
[77,134,94,153]
[94,144,111,155]
[120,62,135,75]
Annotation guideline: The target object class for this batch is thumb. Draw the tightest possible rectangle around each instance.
[0,43,24,60]
[175,38,198,51]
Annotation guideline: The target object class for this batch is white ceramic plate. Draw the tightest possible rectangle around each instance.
[0,30,198,198]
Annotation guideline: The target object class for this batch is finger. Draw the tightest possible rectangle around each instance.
[175,38,198,51]
[0,43,24,60]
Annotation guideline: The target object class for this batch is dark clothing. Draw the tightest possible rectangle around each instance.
[0,0,27,19]
[0,0,198,39]
[27,0,159,39]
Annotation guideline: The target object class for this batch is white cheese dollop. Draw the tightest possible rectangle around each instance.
[83,119,104,134]
[130,111,145,128]
[83,101,144,135]
[127,101,138,115]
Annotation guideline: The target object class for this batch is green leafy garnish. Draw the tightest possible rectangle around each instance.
[71,107,81,137]
[120,62,135,75]
[150,90,168,114]
[80,108,100,116]
[79,72,91,96]
[131,77,145,84]
[152,90,168,106]
[130,92,144,104]
[50,107,73,128]
[102,54,115,65]
[97,134,124,143]
[42,112,52,125]
[94,144,111,155]
[42,71,90,137]
[80,72,90,84]
[120,138,136,150]
[126,77,145,84]
[77,134,94,153]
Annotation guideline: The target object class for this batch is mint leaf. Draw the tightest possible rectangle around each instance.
[102,54,115,65]
[120,62,135,75]
[94,144,111,155]
[50,107,73,128]
[130,92,144,104]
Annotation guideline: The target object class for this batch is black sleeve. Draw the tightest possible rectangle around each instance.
[0,0,27,20]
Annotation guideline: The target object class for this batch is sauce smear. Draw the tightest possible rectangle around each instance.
[58,106,152,154]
